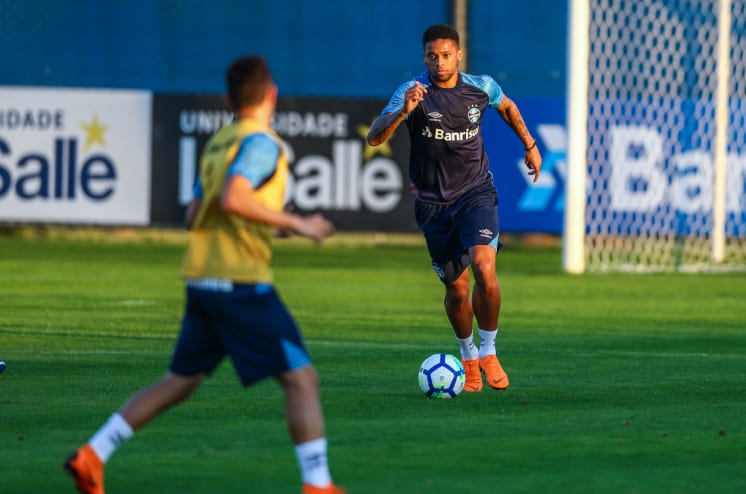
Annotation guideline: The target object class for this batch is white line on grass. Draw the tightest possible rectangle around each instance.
[6,340,741,360]
[116,300,156,306]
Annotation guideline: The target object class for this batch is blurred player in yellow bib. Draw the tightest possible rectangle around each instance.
[64,55,345,494]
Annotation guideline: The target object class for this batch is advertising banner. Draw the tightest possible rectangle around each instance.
[586,99,746,237]
[482,97,566,233]
[0,88,571,234]
[0,87,152,224]
[151,95,416,231]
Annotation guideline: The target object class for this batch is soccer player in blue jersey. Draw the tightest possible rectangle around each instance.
[64,55,345,494]
[368,24,543,392]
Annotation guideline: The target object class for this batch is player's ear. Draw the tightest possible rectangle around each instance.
[265,83,278,106]
[457,50,463,61]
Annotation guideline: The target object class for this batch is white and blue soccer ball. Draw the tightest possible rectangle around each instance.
[418,353,465,398]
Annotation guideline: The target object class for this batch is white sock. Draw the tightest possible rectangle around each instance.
[456,333,479,361]
[295,437,331,487]
[88,413,134,463]
[478,328,498,358]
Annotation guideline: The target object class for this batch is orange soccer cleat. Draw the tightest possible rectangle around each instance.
[479,354,509,390]
[302,483,347,494]
[63,444,105,494]
[461,358,483,392]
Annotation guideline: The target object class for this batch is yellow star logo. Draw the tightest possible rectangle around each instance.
[357,124,392,161]
[80,115,108,151]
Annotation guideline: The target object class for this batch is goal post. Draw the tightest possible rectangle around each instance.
[564,0,746,273]
[564,0,590,274]
[711,0,732,262]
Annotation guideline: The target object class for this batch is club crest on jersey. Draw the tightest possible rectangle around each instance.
[467,105,481,123]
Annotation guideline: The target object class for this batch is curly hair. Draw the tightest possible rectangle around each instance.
[422,24,460,48]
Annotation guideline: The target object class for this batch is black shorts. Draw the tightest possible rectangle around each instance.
[170,280,311,386]
[415,182,501,284]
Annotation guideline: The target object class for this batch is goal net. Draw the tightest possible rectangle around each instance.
[565,0,746,272]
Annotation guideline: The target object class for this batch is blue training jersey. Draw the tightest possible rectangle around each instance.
[381,72,503,203]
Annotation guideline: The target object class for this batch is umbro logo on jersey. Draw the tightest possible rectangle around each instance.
[479,228,494,239]
[427,111,443,122]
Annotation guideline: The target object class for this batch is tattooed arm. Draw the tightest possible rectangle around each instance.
[497,96,543,182]
[367,110,408,146]
[367,81,428,146]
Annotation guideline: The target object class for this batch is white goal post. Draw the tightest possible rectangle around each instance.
[564,0,746,273]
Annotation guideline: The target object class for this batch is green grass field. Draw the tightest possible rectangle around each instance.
[1,232,745,493]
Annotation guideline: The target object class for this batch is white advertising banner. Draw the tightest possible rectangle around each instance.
[0,87,152,224]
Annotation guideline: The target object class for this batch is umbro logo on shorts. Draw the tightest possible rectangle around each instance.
[479,228,494,239]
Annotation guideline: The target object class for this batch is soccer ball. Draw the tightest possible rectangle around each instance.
[417,353,465,398]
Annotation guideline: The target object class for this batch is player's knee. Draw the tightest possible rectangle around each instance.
[297,365,319,389]
[445,280,470,305]
[280,364,319,391]
[471,259,497,286]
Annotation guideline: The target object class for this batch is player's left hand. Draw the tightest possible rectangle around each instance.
[525,146,543,183]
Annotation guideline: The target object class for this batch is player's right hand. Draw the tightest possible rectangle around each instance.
[294,214,335,243]
[403,81,427,114]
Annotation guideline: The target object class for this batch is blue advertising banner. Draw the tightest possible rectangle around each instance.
[585,98,746,238]
[485,96,746,237]
[482,97,566,233]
